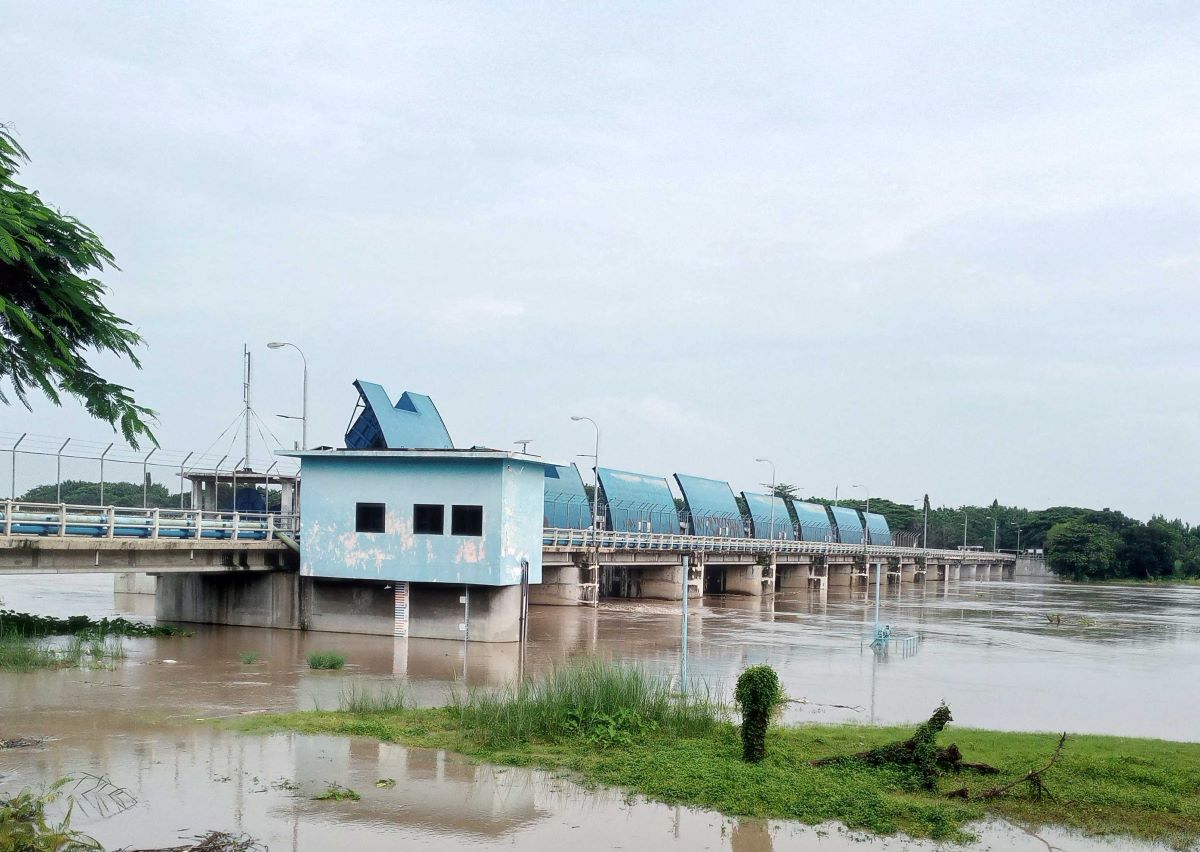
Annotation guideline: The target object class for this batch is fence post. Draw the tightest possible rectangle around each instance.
[3,499,12,536]
[106,506,116,538]
[58,503,66,537]
[232,512,240,541]
[151,508,160,539]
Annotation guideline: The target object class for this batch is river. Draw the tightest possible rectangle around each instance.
[0,574,1196,850]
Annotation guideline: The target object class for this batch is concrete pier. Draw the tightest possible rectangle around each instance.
[529,561,598,606]
[157,573,525,642]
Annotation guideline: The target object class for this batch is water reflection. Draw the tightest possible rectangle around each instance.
[0,574,1197,850]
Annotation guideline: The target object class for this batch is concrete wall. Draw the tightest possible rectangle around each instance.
[1014,555,1051,577]
[114,572,157,594]
[297,453,544,586]
[156,573,524,642]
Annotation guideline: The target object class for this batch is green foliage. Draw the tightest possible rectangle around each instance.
[0,630,127,672]
[18,480,283,511]
[307,651,346,670]
[312,784,359,802]
[734,665,782,763]
[450,659,721,747]
[0,124,154,445]
[239,651,260,665]
[0,774,132,851]
[242,706,1200,848]
[339,681,406,713]
[0,609,188,638]
[1046,519,1119,581]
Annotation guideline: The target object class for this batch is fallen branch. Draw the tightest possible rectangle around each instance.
[977,733,1068,801]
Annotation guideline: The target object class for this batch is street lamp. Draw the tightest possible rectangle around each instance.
[985,515,997,552]
[913,495,929,549]
[267,341,308,450]
[1010,521,1022,553]
[755,457,775,540]
[570,416,600,531]
[852,484,870,545]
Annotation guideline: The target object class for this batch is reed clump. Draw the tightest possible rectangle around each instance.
[339,681,407,713]
[306,651,346,670]
[451,659,722,747]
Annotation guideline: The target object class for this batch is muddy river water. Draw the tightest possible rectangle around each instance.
[0,575,1196,850]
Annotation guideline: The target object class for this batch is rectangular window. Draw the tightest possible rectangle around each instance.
[451,505,484,536]
[355,502,386,534]
[413,503,445,535]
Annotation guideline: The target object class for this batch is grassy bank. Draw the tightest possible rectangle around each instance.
[0,631,127,672]
[236,662,1200,848]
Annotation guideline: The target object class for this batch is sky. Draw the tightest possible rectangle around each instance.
[2,2,1199,519]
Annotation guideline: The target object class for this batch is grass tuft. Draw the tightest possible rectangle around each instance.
[451,658,722,747]
[312,784,359,802]
[239,651,260,665]
[306,651,345,670]
[339,681,406,713]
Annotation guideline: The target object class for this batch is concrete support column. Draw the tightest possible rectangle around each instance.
[900,561,917,582]
[776,562,808,590]
[827,562,853,588]
[637,562,702,600]
[725,562,765,597]
[530,562,598,606]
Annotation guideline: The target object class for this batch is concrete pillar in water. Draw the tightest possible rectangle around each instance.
[724,563,765,596]
[637,563,702,600]
[530,561,598,606]
[827,562,853,588]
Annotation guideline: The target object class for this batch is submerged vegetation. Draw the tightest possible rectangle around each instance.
[0,610,189,638]
[306,651,345,670]
[0,630,127,672]
[239,660,1200,848]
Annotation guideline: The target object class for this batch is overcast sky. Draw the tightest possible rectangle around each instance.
[3,2,1198,519]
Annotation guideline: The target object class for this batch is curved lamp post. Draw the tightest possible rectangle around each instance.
[267,341,308,450]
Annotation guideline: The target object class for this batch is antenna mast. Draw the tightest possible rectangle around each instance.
[243,344,252,470]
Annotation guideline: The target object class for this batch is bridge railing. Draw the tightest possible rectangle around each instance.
[542,526,1011,560]
[0,500,299,542]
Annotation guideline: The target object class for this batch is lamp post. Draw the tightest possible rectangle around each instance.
[913,495,929,549]
[852,484,870,545]
[990,515,998,552]
[1011,521,1022,553]
[570,416,600,532]
[267,341,308,450]
[755,457,775,540]
[962,509,968,550]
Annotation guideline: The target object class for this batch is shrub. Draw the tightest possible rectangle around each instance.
[452,658,722,747]
[240,651,260,665]
[734,665,782,763]
[339,681,406,713]
[307,652,345,670]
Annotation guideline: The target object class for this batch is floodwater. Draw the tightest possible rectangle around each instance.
[0,574,1196,851]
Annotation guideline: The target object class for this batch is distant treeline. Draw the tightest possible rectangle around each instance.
[802,492,1198,582]
[18,480,282,512]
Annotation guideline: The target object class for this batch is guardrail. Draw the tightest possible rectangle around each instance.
[0,501,299,542]
[542,527,1012,560]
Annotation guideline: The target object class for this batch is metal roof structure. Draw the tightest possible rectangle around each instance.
[741,492,794,540]
[343,380,452,450]
[597,467,678,534]
[793,500,834,542]
[829,505,865,545]
[865,511,893,546]
[544,463,592,530]
[673,474,745,538]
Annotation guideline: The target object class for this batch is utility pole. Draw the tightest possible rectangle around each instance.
[242,344,252,469]
[756,458,775,539]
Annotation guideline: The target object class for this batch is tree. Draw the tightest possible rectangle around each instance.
[0,125,154,445]
[1117,518,1177,580]
[769,483,799,501]
[1045,519,1119,581]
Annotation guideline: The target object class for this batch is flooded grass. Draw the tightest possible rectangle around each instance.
[306,651,345,670]
[239,651,260,665]
[239,661,1200,849]
[0,631,126,672]
[339,681,406,713]
[0,610,189,638]
[450,658,722,746]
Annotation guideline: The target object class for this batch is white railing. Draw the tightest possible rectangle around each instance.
[542,526,1013,561]
[0,500,299,542]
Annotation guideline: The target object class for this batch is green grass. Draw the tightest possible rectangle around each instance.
[339,681,406,713]
[0,610,189,637]
[237,661,1200,849]
[239,651,260,665]
[0,631,126,672]
[306,651,345,670]
[312,784,360,802]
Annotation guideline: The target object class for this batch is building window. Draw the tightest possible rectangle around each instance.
[413,503,445,535]
[451,505,483,536]
[356,502,386,533]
